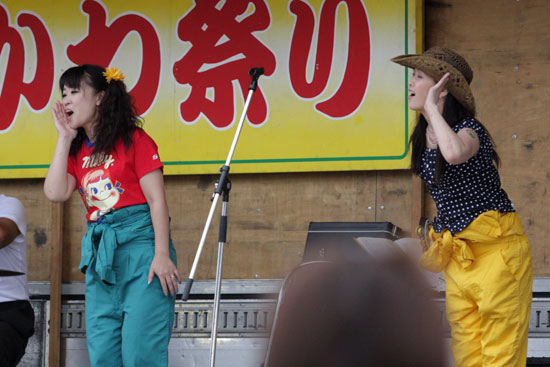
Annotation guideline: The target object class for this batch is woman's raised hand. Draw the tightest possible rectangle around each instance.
[52,101,77,140]
[425,72,450,112]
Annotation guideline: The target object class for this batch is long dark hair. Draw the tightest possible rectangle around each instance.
[410,94,500,182]
[59,64,142,158]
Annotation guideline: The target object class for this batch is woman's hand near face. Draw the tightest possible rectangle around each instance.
[44,101,77,202]
[423,72,480,164]
[52,100,77,141]
[424,72,450,113]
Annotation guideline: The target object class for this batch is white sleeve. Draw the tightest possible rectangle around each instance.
[0,196,27,242]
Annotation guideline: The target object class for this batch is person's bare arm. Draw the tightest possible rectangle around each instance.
[0,218,20,249]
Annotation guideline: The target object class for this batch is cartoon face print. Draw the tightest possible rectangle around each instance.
[81,169,124,220]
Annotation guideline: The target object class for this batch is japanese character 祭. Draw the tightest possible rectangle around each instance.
[173,0,276,129]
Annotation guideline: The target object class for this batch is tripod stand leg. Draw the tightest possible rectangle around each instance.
[209,199,228,367]
[209,241,225,367]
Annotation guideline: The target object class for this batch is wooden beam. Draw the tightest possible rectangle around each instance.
[411,173,425,237]
[49,201,63,367]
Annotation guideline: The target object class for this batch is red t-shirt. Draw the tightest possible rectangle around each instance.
[67,128,163,221]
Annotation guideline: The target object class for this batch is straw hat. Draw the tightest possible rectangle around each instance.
[391,47,476,115]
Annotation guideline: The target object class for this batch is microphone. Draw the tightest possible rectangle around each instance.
[248,67,264,91]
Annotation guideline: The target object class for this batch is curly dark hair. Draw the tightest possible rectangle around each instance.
[59,64,142,158]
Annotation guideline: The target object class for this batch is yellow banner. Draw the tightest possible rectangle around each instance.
[0,0,421,178]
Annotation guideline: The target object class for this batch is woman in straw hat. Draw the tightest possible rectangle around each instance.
[392,47,532,366]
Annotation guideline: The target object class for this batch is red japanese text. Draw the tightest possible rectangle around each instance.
[289,0,371,118]
[173,0,276,129]
[66,0,161,116]
[0,5,54,132]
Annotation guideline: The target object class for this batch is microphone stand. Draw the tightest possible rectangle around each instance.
[181,67,264,367]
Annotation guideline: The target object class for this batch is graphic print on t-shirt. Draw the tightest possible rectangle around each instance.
[80,168,125,221]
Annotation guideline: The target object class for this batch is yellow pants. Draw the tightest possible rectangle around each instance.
[419,211,533,367]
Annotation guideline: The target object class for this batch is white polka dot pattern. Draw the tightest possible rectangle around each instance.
[420,118,515,234]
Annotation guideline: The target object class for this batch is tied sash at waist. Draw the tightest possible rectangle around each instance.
[419,210,525,273]
[79,204,154,284]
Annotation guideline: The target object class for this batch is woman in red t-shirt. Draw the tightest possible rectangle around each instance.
[44,64,180,367]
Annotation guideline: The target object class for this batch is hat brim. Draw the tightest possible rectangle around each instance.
[391,54,476,115]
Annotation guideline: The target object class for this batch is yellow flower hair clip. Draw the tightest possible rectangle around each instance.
[103,67,125,83]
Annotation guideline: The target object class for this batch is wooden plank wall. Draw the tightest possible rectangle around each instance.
[0,171,411,281]
[0,0,548,281]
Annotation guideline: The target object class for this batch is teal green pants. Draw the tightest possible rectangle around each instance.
[81,204,176,367]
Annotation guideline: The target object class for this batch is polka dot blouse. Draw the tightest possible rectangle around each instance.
[420,117,515,234]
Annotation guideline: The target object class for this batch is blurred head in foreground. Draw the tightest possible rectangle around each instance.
[265,255,446,367]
